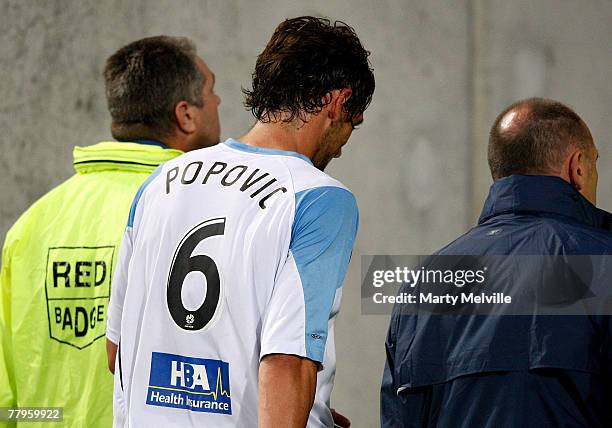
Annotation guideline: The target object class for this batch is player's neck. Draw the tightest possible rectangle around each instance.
[239,119,323,159]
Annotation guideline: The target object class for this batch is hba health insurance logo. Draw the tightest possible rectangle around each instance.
[147,352,232,415]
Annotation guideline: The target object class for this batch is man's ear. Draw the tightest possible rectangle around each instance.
[327,88,353,122]
[174,101,197,134]
[568,149,586,192]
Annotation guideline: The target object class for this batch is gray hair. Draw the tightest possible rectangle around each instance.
[104,35,204,140]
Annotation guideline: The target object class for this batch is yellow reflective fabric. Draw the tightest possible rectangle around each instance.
[0,142,182,427]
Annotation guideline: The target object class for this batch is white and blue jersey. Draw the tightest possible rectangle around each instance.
[107,138,359,427]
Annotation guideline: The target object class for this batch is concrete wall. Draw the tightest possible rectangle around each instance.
[470,0,612,219]
[1,1,610,426]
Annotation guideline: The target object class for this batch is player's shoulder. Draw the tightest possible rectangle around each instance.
[254,149,355,213]
[292,168,357,225]
[285,159,350,195]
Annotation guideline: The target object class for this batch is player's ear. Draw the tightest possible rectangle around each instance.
[327,88,352,122]
[568,149,586,192]
[175,100,198,134]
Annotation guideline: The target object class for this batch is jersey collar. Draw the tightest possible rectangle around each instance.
[223,138,313,165]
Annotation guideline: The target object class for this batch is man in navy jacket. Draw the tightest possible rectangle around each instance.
[381,98,612,427]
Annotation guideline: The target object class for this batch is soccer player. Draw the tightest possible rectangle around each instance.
[106,16,375,427]
[0,36,220,427]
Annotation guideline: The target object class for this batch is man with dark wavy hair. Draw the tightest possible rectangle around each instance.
[243,16,375,171]
[107,16,374,428]
[241,17,374,426]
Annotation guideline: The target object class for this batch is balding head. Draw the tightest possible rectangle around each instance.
[488,98,594,180]
[488,98,598,204]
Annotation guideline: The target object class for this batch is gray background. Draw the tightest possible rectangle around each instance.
[1,0,610,426]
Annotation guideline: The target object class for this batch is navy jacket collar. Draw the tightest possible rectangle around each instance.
[479,175,612,230]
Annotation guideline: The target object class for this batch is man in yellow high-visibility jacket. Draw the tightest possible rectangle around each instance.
[0,35,220,427]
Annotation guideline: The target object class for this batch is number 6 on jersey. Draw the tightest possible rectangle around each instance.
[166,218,225,331]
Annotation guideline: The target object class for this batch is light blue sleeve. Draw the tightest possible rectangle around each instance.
[291,186,359,362]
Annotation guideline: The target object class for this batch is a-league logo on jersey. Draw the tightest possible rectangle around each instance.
[147,352,232,415]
